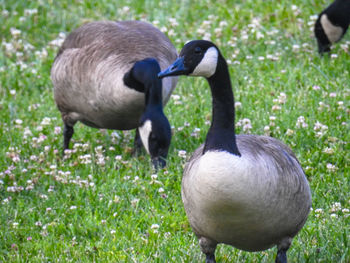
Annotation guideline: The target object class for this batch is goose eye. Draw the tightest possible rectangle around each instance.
[194,47,202,54]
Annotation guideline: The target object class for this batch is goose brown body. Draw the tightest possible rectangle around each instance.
[51,20,178,130]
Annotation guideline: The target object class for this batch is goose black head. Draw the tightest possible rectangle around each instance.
[314,0,350,54]
[124,58,162,92]
[128,58,171,169]
[138,116,171,169]
[158,40,219,79]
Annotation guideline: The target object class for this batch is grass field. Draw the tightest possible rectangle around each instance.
[0,0,349,262]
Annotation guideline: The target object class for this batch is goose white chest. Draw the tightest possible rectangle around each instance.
[182,147,309,251]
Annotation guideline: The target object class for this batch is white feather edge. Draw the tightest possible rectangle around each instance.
[320,14,343,43]
[138,120,152,154]
[190,47,218,78]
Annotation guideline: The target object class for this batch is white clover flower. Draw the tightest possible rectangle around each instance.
[278,92,287,104]
[269,116,276,121]
[110,230,116,234]
[40,194,48,199]
[234,102,242,109]
[314,121,328,137]
[178,150,187,158]
[309,15,318,21]
[285,129,294,136]
[337,101,344,110]
[41,117,51,126]
[54,126,61,135]
[330,202,342,212]
[264,126,270,136]
[330,213,338,218]
[24,9,38,15]
[131,198,139,206]
[326,163,338,172]
[10,27,21,37]
[296,116,308,128]
[219,21,228,27]
[2,9,9,17]
[160,26,167,33]
[79,154,92,164]
[168,18,179,27]
[237,118,252,133]
[168,29,175,37]
[322,147,334,154]
[292,44,300,52]
[315,208,323,213]
[15,119,23,125]
[151,224,159,229]
[49,37,65,47]
[70,205,77,210]
[256,31,264,39]
[203,32,211,41]
[272,105,281,111]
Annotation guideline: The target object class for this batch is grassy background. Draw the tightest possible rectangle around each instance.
[0,0,349,262]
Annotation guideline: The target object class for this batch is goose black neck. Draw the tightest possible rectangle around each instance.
[203,55,240,156]
[144,78,163,110]
[125,58,163,109]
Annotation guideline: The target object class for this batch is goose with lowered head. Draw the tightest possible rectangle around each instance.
[51,20,178,168]
[158,40,311,263]
[314,0,350,54]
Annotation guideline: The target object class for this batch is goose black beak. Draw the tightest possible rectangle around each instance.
[158,57,188,78]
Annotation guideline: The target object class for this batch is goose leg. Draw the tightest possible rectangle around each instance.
[205,253,216,263]
[63,123,74,151]
[132,129,143,156]
[199,237,217,263]
[275,238,291,263]
[275,248,287,263]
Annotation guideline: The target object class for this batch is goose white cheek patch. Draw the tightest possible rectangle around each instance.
[320,14,343,43]
[191,47,218,78]
[138,120,152,154]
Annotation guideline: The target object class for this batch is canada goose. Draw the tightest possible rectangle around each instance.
[51,20,178,167]
[314,0,350,53]
[158,40,312,263]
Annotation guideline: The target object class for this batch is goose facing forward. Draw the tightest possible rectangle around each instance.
[158,40,311,263]
[51,20,178,167]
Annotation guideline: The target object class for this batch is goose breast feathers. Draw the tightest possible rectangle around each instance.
[182,134,311,251]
